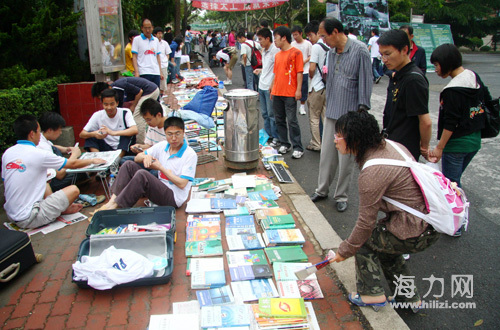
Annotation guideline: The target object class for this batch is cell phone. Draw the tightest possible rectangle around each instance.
[133,146,143,152]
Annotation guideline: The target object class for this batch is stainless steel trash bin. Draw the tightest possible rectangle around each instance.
[223,89,260,169]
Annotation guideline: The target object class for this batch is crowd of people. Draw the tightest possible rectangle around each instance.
[1,16,492,314]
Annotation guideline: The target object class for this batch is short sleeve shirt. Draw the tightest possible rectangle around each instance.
[37,134,54,153]
[259,44,279,91]
[2,141,67,221]
[240,40,261,67]
[291,40,312,73]
[158,40,172,68]
[368,35,380,58]
[271,47,304,97]
[309,41,329,92]
[83,109,137,149]
[131,34,161,75]
[145,141,198,207]
[144,125,167,146]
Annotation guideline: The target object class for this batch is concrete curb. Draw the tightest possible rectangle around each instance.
[280,171,410,330]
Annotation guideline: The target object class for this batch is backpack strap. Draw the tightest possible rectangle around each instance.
[382,196,428,220]
[123,109,129,129]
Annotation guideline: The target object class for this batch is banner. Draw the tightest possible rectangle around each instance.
[193,1,287,11]
[338,0,390,43]
[190,23,228,31]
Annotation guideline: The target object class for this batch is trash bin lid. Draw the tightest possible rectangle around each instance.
[223,89,259,100]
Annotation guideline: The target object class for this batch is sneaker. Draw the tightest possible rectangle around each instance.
[224,80,232,85]
[291,150,304,159]
[278,145,292,154]
[403,254,410,260]
[375,76,382,84]
[172,78,180,84]
[453,225,464,237]
[269,138,280,148]
[299,104,306,115]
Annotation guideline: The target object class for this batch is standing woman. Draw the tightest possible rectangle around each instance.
[428,44,491,187]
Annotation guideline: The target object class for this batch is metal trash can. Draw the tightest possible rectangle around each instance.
[223,89,260,169]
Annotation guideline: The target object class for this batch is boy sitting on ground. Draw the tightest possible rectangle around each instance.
[2,115,105,229]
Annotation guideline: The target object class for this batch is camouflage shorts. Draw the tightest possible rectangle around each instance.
[354,224,440,301]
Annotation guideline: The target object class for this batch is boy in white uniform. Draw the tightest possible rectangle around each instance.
[132,18,163,88]
[2,115,105,228]
[97,116,197,210]
[153,27,172,97]
[79,89,138,157]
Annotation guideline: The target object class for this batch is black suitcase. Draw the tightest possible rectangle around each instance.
[73,207,175,289]
[0,229,38,286]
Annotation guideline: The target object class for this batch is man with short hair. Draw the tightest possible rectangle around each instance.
[399,25,427,75]
[185,25,193,55]
[291,26,312,115]
[132,18,163,88]
[304,20,329,151]
[271,26,305,159]
[379,29,432,161]
[368,28,383,84]
[2,115,105,228]
[98,116,197,210]
[80,89,138,157]
[216,46,238,85]
[164,27,173,44]
[255,28,280,146]
[311,18,372,212]
[237,31,261,91]
[125,30,140,76]
[153,27,172,97]
[91,77,159,145]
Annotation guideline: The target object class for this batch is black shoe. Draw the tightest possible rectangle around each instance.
[310,193,327,202]
[375,76,382,84]
[336,201,348,212]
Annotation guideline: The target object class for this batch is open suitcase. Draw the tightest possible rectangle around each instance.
[0,229,37,286]
[73,207,175,289]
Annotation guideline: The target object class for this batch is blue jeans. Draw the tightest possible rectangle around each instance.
[185,42,192,55]
[441,151,478,187]
[140,74,161,89]
[258,89,278,139]
[244,65,255,90]
[174,57,181,79]
[273,95,303,152]
[372,58,382,80]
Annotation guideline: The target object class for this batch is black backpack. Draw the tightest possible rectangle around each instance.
[315,42,329,85]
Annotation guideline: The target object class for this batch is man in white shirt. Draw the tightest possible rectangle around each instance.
[153,27,172,97]
[305,21,330,151]
[132,18,163,89]
[2,115,105,228]
[368,28,382,84]
[237,31,261,91]
[80,89,138,157]
[255,28,280,146]
[291,26,312,115]
[38,112,88,191]
[97,116,197,210]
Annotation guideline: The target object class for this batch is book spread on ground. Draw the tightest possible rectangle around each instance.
[254,208,289,223]
[226,234,265,251]
[247,190,279,201]
[276,279,324,300]
[261,214,296,230]
[263,229,306,247]
[185,240,223,257]
[226,250,269,266]
[258,297,307,318]
[223,206,250,217]
[229,264,273,282]
[148,314,199,330]
[231,174,256,189]
[172,300,200,315]
[211,198,237,210]
[264,246,308,264]
[225,215,256,236]
[186,224,221,242]
[230,279,279,302]
[186,214,221,227]
[190,257,225,289]
[200,304,250,328]
[196,285,235,307]
[186,199,221,213]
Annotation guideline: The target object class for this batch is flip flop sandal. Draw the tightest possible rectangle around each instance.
[74,199,91,208]
[348,293,387,312]
[95,195,106,205]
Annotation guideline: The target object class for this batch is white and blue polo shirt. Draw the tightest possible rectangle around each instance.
[131,33,161,76]
[2,141,67,221]
[145,140,197,207]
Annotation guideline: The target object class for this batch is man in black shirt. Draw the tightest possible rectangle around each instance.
[379,30,432,161]
[399,25,427,75]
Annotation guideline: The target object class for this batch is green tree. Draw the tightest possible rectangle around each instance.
[122,0,175,32]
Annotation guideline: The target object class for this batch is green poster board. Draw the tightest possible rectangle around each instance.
[390,22,454,72]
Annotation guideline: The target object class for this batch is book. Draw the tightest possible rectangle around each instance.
[185,240,223,257]
[226,234,265,251]
[198,181,218,191]
[200,305,250,328]
[254,208,288,222]
[262,229,306,247]
[186,199,221,213]
[225,215,256,236]
[251,304,307,329]
[186,225,221,242]
[223,206,250,217]
[172,300,200,315]
[247,183,273,192]
[245,200,279,212]
[247,190,278,201]
[276,279,324,300]
[261,214,296,230]
[229,264,273,282]
[264,246,308,264]
[231,174,256,189]
[211,198,237,210]
[186,214,221,227]
[226,250,269,266]
[304,301,321,330]
[148,314,199,330]
[273,262,316,281]
[230,279,279,302]
[196,285,235,307]
[258,297,307,318]
[190,257,225,289]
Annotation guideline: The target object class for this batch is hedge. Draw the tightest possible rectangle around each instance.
[0,76,67,153]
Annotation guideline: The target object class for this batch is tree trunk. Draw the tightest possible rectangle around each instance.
[175,0,181,37]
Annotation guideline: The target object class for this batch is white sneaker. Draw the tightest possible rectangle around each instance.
[299,104,306,115]
[292,150,304,159]
[278,145,292,154]
[224,80,232,85]
[269,138,280,148]
[403,254,410,260]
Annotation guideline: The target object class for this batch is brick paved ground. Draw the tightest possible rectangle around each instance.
[0,82,366,329]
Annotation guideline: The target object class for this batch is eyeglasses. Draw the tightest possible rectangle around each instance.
[334,134,344,141]
[166,132,183,138]
[380,53,392,60]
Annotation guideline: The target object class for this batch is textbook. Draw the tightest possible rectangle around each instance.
[262,229,306,247]
[247,190,278,201]
[229,264,273,282]
[254,208,288,223]
[247,183,273,192]
[260,214,296,230]
[225,215,256,236]
[231,174,256,189]
[196,285,235,307]
[190,257,225,289]
[223,206,250,217]
[273,262,316,281]
[197,181,218,191]
[186,214,221,227]
[230,279,279,302]
[226,250,269,266]
[264,246,308,264]
[148,314,199,330]
[245,200,279,212]
[257,297,307,318]
[276,279,324,300]
[226,234,265,251]
[185,240,223,257]
[251,304,307,329]
[186,199,221,213]
[186,225,221,242]
[200,305,250,328]
[211,198,237,210]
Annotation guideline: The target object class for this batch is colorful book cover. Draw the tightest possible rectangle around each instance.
[200,304,250,328]
[229,264,273,281]
[273,262,316,281]
[225,215,255,227]
[190,257,225,289]
[255,208,288,222]
[263,229,305,247]
[258,297,307,318]
[251,304,307,328]
[196,285,234,307]
[186,214,221,227]
[276,279,324,300]
[264,246,308,264]
[211,198,237,210]
[245,200,279,212]
[247,190,278,201]
[185,240,223,257]
[230,279,279,302]
[198,181,218,191]
[226,234,265,251]
[261,214,296,230]
[248,183,273,192]
[223,206,250,217]
[186,225,221,242]
[226,250,268,266]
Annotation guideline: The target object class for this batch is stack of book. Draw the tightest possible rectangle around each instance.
[251,297,315,329]
[225,215,265,251]
[274,262,324,300]
[185,215,223,258]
